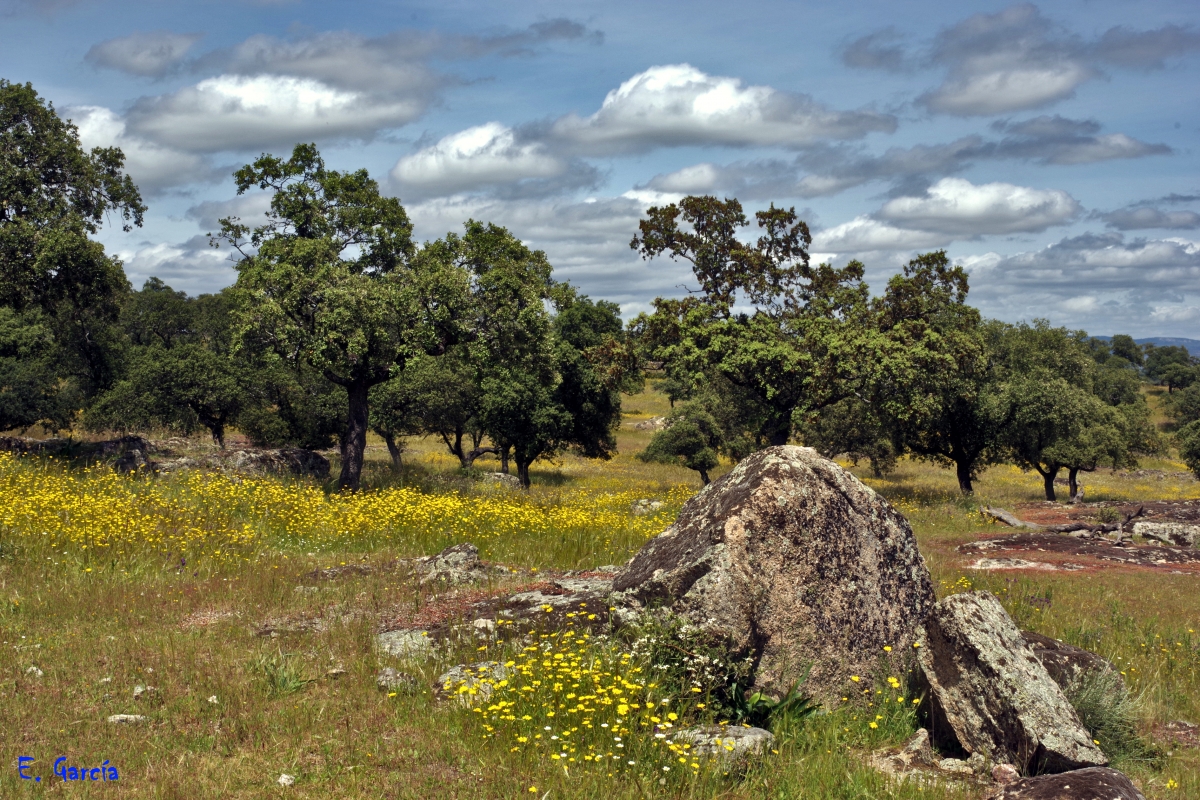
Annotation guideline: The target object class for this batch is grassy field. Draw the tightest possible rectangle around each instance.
[1,382,1197,798]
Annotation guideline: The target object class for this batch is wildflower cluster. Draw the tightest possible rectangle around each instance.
[449,616,711,778]
[0,453,691,569]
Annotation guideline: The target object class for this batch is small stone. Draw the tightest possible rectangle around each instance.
[99,677,112,684]
[294,586,320,594]
[900,728,936,767]
[938,757,973,775]
[671,725,775,761]
[207,695,219,705]
[472,618,497,632]
[325,667,347,678]
[107,714,146,724]
[277,774,295,787]
[25,666,43,678]
[376,629,434,659]
[435,661,511,705]
[992,763,1020,785]
[133,684,157,700]
[376,667,418,693]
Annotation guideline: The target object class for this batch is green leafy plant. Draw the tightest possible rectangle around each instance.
[1065,668,1162,768]
[730,679,819,730]
[252,650,312,698]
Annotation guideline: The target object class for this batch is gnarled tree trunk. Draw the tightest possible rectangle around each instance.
[383,432,402,473]
[339,380,370,491]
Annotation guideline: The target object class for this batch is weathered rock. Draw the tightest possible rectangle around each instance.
[376,667,418,693]
[985,767,1145,799]
[612,445,936,700]
[919,591,1107,774]
[671,725,774,760]
[631,499,665,516]
[107,714,146,724]
[1022,631,1122,692]
[414,543,488,586]
[992,763,1021,785]
[376,629,434,659]
[1133,521,1199,547]
[0,435,156,472]
[435,661,511,705]
[633,416,667,431]
[481,472,523,489]
[277,774,296,787]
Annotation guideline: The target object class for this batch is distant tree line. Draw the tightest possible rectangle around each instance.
[3,79,1196,493]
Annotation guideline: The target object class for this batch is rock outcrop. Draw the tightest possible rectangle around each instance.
[671,725,775,761]
[1133,521,1199,548]
[612,445,936,700]
[412,543,488,586]
[919,591,1107,774]
[985,767,1145,799]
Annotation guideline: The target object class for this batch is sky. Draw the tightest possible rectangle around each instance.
[3,0,1199,337]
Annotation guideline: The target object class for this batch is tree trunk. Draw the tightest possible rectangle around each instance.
[516,458,531,489]
[1037,466,1058,502]
[339,380,370,491]
[870,457,883,479]
[1068,467,1080,500]
[698,468,710,485]
[955,459,974,495]
[500,447,510,474]
[464,446,498,467]
[767,425,790,447]
[383,433,402,473]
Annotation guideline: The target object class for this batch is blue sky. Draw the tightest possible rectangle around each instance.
[3,0,1199,336]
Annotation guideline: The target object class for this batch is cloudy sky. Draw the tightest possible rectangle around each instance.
[4,0,1199,337]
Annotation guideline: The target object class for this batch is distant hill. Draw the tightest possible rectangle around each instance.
[1094,336,1200,355]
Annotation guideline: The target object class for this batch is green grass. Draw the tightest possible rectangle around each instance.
[0,381,1197,797]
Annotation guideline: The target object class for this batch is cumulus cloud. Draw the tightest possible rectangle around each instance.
[70,105,221,192]
[989,115,1170,164]
[548,64,896,155]
[389,123,599,199]
[962,233,1200,335]
[126,74,423,153]
[184,193,274,233]
[849,4,1200,116]
[1098,206,1200,231]
[639,159,804,200]
[878,177,1080,235]
[85,30,202,77]
[811,217,950,252]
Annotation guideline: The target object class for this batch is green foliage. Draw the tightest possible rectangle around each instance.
[730,681,820,731]
[215,143,457,489]
[1144,345,1195,391]
[0,80,144,425]
[638,400,723,483]
[798,397,896,477]
[1178,421,1200,478]
[1109,334,1144,367]
[0,306,75,431]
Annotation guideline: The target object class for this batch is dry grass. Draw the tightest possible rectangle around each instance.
[0,382,1197,797]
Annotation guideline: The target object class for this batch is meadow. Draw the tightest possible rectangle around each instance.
[1,383,1198,798]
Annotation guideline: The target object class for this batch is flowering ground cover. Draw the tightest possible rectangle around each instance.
[0,385,1197,797]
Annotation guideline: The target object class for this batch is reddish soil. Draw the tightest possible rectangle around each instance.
[1015,500,1200,526]
[959,533,1200,574]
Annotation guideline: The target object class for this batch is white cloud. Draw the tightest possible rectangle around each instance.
[390,123,594,198]
[126,74,422,152]
[85,30,202,77]
[811,216,950,252]
[1099,206,1200,231]
[549,64,895,155]
[119,238,236,297]
[922,62,1094,116]
[70,105,219,192]
[879,177,1080,235]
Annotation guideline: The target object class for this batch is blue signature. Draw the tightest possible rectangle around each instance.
[18,756,120,782]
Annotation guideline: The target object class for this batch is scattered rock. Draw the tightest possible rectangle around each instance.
[472,618,496,633]
[376,629,434,659]
[158,447,330,478]
[631,499,665,515]
[1021,631,1122,692]
[0,435,156,472]
[918,591,1107,774]
[277,774,295,787]
[872,728,942,780]
[324,668,347,678]
[25,666,43,678]
[632,416,667,431]
[107,714,146,724]
[671,725,775,761]
[969,558,1082,572]
[133,684,158,700]
[1152,720,1199,749]
[1133,521,1199,548]
[992,763,1020,785]
[207,695,219,705]
[938,757,975,775]
[985,767,1145,799]
[376,667,418,693]
[612,445,936,700]
[481,472,523,490]
[294,586,320,594]
[414,543,489,586]
[959,533,1200,572]
[435,661,511,705]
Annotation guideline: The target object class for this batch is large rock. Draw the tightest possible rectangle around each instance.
[985,767,1145,799]
[919,592,1107,774]
[1133,521,1199,548]
[611,445,936,700]
[413,543,488,585]
[1022,631,1122,692]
